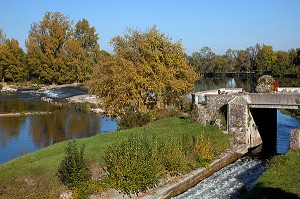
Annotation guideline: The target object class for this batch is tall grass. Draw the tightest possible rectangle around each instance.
[0,117,230,198]
[241,150,300,198]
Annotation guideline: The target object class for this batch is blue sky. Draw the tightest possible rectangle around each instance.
[0,0,299,55]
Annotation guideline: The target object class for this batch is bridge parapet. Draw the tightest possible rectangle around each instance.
[278,87,300,93]
[248,93,300,109]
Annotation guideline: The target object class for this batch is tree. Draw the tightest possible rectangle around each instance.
[273,50,290,76]
[295,48,300,66]
[72,19,100,83]
[0,28,5,45]
[191,46,216,72]
[246,43,261,71]
[235,50,251,72]
[0,28,6,81]
[0,38,27,82]
[26,12,100,84]
[255,45,276,73]
[225,48,237,71]
[26,12,73,84]
[89,26,198,117]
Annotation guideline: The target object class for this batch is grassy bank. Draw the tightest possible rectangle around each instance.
[241,149,300,199]
[0,117,229,198]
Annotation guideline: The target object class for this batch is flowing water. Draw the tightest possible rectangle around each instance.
[173,77,300,199]
[0,87,117,164]
[173,157,266,199]
[1,78,300,197]
[173,109,300,199]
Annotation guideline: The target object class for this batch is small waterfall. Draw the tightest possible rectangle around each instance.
[173,157,266,199]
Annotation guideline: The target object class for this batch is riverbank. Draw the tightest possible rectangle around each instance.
[0,82,104,114]
[241,149,300,198]
[0,117,230,198]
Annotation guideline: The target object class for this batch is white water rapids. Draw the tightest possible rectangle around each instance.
[172,157,266,199]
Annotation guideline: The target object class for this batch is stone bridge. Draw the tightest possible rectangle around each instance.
[192,88,300,154]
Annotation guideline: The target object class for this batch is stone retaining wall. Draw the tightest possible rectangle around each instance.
[290,128,300,150]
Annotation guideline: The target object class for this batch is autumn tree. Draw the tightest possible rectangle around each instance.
[0,38,27,82]
[0,28,6,81]
[69,19,100,83]
[26,12,100,84]
[89,26,198,117]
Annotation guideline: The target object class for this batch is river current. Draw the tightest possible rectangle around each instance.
[173,77,300,198]
[173,157,266,199]
[0,87,117,164]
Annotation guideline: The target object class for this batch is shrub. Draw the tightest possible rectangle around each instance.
[104,131,219,195]
[58,140,91,188]
[0,84,3,91]
[118,111,152,130]
[255,75,279,93]
[160,136,186,175]
[105,135,158,195]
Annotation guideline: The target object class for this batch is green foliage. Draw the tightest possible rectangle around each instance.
[0,117,229,198]
[58,140,91,189]
[104,129,225,195]
[0,84,3,90]
[241,150,300,198]
[105,135,159,195]
[118,111,152,130]
[255,45,277,72]
[286,102,300,119]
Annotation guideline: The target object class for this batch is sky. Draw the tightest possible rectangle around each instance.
[0,0,299,55]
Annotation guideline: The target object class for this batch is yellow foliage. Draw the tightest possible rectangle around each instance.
[89,26,198,117]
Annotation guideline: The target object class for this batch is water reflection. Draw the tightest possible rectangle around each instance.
[194,76,300,93]
[194,77,256,92]
[0,90,117,164]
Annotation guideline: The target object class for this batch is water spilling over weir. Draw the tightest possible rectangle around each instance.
[172,157,266,199]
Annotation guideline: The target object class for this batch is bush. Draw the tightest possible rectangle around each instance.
[0,84,3,91]
[118,111,152,130]
[104,132,219,195]
[58,140,91,189]
[255,75,279,93]
[105,135,159,195]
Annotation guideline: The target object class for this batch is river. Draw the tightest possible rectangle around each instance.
[173,77,300,199]
[0,87,117,164]
[1,78,300,198]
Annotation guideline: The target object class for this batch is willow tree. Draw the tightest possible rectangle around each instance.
[89,26,198,117]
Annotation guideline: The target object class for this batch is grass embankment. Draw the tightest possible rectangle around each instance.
[0,117,229,198]
[241,149,300,199]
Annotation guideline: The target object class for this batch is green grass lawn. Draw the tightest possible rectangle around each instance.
[241,149,300,199]
[0,117,229,198]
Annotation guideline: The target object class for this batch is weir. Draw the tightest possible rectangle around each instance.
[192,88,300,153]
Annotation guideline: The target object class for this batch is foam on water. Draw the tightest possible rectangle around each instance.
[173,157,266,199]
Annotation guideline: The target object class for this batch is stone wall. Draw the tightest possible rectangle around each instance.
[196,95,232,126]
[290,128,300,150]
